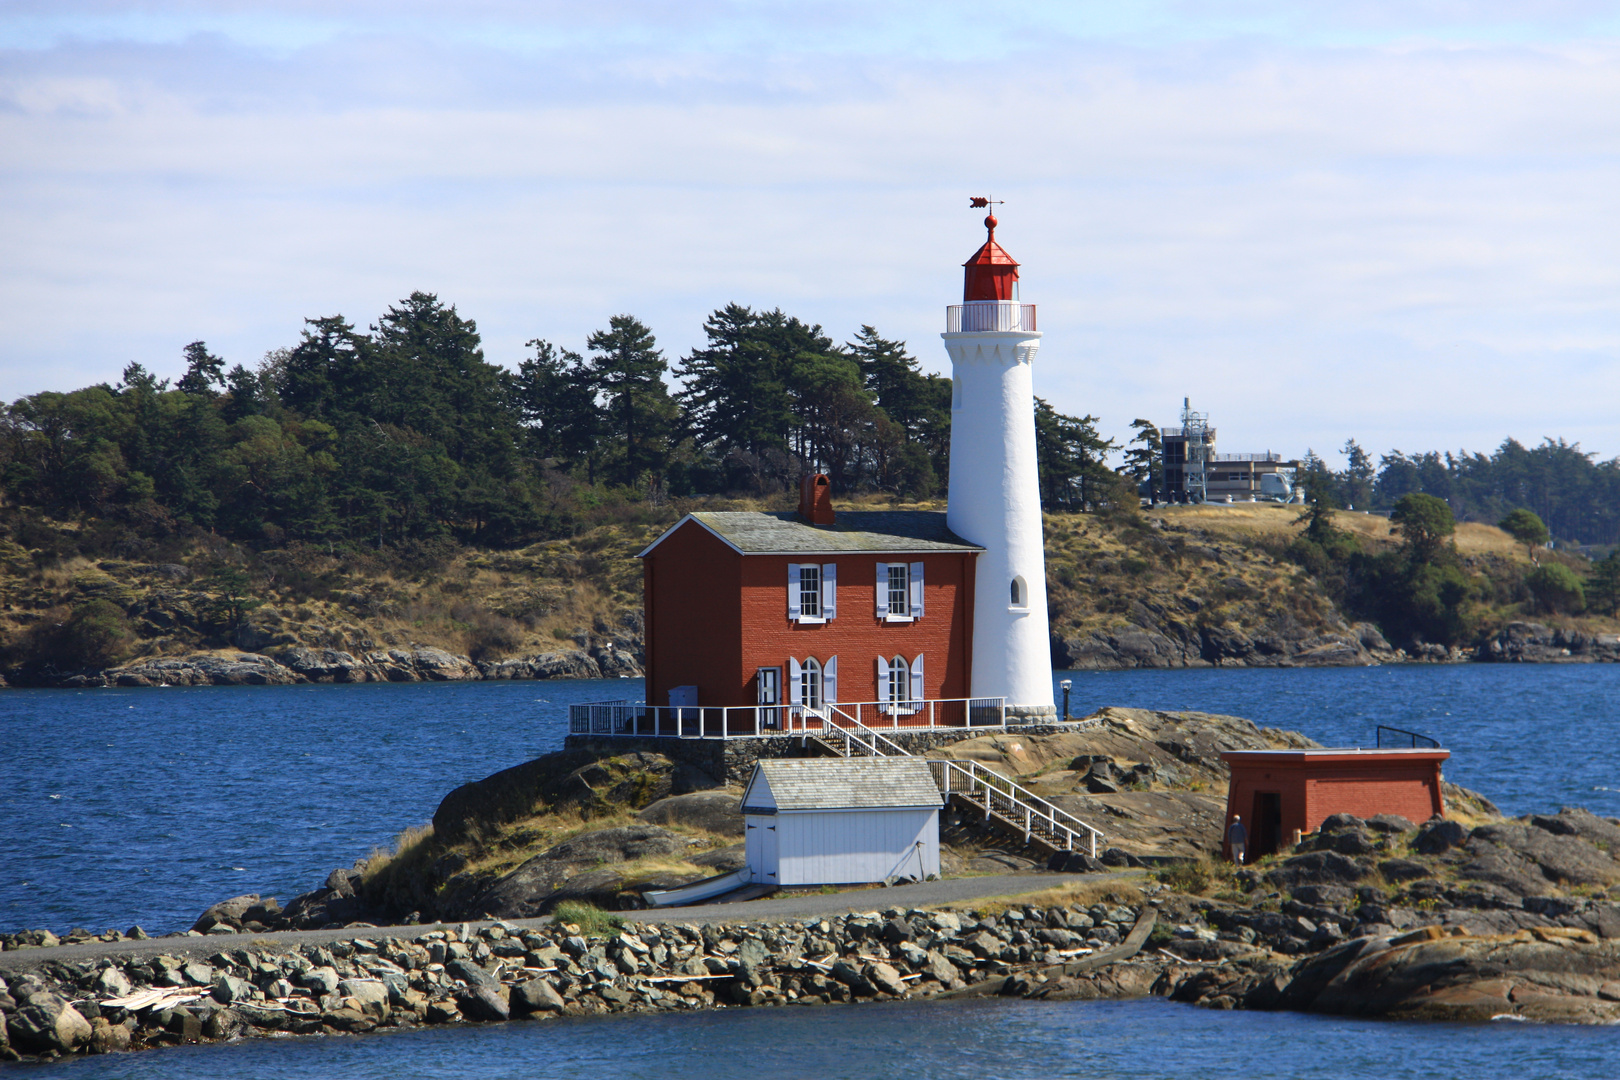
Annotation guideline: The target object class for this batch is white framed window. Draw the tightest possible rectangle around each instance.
[877,561,924,622]
[788,562,837,623]
[788,655,837,711]
[878,653,924,714]
[801,657,822,708]
[800,563,821,619]
[1011,575,1028,610]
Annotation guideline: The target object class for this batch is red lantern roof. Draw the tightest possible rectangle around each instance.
[962,213,1019,302]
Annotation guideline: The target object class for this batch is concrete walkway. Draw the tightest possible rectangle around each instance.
[0,870,1145,975]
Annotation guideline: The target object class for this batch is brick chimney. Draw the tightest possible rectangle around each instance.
[799,473,835,525]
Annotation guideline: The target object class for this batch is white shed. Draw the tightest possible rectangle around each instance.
[740,758,943,887]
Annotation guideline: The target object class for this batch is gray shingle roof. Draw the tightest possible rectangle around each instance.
[741,758,944,813]
[643,510,982,557]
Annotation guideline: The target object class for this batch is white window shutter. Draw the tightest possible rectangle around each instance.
[824,655,837,703]
[876,565,888,618]
[787,564,801,620]
[909,561,925,618]
[822,563,837,620]
[876,655,889,706]
[788,657,802,706]
[910,653,924,703]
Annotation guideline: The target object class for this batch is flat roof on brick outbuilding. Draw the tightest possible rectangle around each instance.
[640,511,982,557]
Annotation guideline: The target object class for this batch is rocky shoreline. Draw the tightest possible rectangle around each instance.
[4,617,1615,690]
[1058,619,1620,670]
[10,861,1620,1065]
[0,641,643,690]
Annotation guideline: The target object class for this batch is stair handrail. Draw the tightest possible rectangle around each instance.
[928,758,1102,857]
[825,705,910,757]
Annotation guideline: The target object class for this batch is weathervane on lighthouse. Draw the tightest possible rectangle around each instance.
[942,198,1055,718]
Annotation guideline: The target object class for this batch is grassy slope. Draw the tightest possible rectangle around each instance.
[1047,503,1617,652]
[1,499,1612,673]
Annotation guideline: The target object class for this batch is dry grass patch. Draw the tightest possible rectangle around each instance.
[944,875,1150,916]
[1149,504,1526,561]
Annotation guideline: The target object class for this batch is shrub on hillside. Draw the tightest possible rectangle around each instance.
[1525,563,1585,615]
[9,600,137,670]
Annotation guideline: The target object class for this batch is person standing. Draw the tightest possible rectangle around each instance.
[1227,814,1248,865]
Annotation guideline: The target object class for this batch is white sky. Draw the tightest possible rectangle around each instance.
[3,2,1619,468]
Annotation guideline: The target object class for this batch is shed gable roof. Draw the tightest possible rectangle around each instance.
[640,510,981,558]
[740,758,944,813]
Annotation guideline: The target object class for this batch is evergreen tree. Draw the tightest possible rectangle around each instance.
[1123,419,1162,503]
[513,339,602,478]
[1498,508,1550,563]
[1391,492,1456,566]
[1341,438,1374,509]
[1034,398,1118,511]
[585,315,678,490]
[177,341,226,397]
[676,305,834,490]
[1587,551,1620,616]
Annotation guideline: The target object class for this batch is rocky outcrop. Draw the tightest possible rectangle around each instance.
[104,653,300,688]
[478,651,602,680]
[1479,622,1620,663]
[466,826,696,918]
[22,644,623,689]
[637,791,747,838]
[1054,618,1398,671]
[431,750,722,845]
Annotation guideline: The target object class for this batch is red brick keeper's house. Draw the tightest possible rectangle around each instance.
[638,477,985,732]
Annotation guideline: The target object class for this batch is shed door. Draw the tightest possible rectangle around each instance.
[745,817,778,885]
[1251,792,1283,859]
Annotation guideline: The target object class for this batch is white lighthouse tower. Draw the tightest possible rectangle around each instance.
[943,205,1056,719]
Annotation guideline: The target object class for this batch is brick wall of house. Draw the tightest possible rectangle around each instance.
[643,521,742,709]
[737,550,975,707]
[643,519,976,710]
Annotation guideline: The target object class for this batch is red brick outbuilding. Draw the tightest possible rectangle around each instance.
[1219,748,1450,861]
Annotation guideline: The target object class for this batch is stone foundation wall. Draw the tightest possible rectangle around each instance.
[564,720,1099,785]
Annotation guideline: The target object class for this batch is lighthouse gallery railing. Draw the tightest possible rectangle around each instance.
[945,301,1037,333]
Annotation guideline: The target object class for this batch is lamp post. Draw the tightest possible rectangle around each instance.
[1059,679,1072,721]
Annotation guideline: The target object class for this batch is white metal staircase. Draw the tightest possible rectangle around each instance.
[806,706,1102,856]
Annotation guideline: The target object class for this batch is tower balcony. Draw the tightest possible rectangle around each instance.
[946,300,1037,333]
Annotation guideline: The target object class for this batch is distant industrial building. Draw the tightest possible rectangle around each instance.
[1204,454,1300,502]
[1158,398,1300,503]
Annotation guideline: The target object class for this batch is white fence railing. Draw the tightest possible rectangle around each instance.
[945,301,1037,333]
[568,697,1007,740]
[929,758,1103,857]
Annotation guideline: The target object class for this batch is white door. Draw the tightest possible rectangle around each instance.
[745,817,779,885]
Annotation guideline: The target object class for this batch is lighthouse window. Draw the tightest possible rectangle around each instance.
[1011,577,1024,606]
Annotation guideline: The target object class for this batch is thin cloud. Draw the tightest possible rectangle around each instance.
[1,9,1617,467]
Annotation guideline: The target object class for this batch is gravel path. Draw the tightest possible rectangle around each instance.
[0,870,1144,975]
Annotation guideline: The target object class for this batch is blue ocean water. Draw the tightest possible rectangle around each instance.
[16,995,1620,1080]
[1,664,1617,937]
[4,666,1620,1078]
